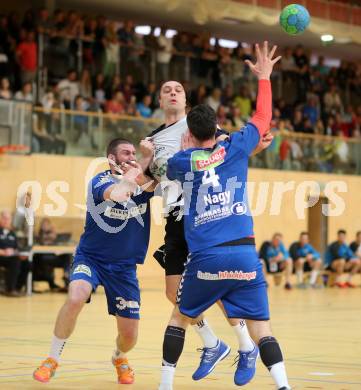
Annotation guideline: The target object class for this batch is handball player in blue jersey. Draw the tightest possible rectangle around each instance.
[34,138,156,385]
[158,42,291,390]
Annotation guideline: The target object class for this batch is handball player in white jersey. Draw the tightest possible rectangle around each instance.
[147,80,273,381]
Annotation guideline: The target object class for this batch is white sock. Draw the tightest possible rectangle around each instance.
[159,365,175,389]
[269,361,290,389]
[346,274,353,282]
[296,270,303,283]
[232,320,254,352]
[49,335,67,362]
[192,319,218,348]
[309,270,319,285]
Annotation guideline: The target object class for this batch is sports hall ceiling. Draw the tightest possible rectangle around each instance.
[57,0,361,60]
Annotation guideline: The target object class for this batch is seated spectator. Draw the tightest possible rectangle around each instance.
[206,87,222,112]
[93,72,106,108]
[323,85,343,116]
[73,95,90,143]
[350,231,361,259]
[263,233,293,289]
[79,68,92,100]
[325,229,361,288]
[293,110,305,133]
[233,86,252,120]
[33,218,71,292]
[0,77,12,99]
[216,105,231,127]
[136,94,152,118]
[303,96,319,126]
[32,105,66,154]
[189,83,207,107]
[105,91,126,115]
[289,232,322,288]
[57,69,80,109]
[0,210,29,296]
[14,81,33,102]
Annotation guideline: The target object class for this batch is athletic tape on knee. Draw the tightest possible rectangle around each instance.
[162,326,186,367]
[258,336,283,370]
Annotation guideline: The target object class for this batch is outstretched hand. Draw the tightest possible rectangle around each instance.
[245,41,281,80]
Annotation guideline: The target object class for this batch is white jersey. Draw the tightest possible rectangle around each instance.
[148,116,187,211]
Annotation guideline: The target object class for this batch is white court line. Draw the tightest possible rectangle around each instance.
[309,372,335,376]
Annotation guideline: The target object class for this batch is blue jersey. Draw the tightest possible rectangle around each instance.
[325,241,356,266]
[266,242,289,261]
[167,123,260,253]
[289,242,320,260]
[76,170,153,264]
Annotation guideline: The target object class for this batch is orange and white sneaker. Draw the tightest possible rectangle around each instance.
[112,356,134,384]
[33,357,58,383]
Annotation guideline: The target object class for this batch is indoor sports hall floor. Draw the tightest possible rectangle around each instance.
[1,267,360,390]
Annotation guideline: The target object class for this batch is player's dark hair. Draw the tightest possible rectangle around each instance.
[300,231,308,237]
[273,232,283,239]
[106,138,132,156]
[337,229,346,235]
[187,104,217,141]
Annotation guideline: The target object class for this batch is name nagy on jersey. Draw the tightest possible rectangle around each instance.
[204,191,231,206]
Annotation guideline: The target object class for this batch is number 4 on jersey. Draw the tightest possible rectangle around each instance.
[202,168,220,187]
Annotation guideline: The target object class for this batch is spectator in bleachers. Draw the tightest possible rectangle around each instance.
[324,85,343,116]
[73,95,90,143]
[104,21,120,80]
[189,83,207,107]
[14,81,33,102]
[205,87,221,112]
[293,44,310,102]
[136,94,152,118]
[303,96,319,126]
[0,77,12,99]
[16,30,37,84]
[263,233,293,290]
[313,56,329,76]
[33,218,70,292]
[105,91,126,115]
[93,72,106,108]
[325,229,361,288]
[233,85,252,120]
[216,105,231,127]
[350,231,361,260]
[32,104,66,154]
[289,232,322,288]
[79,68,92,100]
[156,27,173,82]
[57,69,79,109]
[293,109,305,133]
[0,210,29,297]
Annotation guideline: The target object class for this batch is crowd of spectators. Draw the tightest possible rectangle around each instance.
[0,7,360,170]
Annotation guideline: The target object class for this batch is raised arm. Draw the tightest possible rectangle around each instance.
[245,41,281,137]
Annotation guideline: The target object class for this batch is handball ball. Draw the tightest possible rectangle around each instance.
[280,4,310,35]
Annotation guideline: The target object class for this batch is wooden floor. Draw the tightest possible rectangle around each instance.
[1,270,361,390]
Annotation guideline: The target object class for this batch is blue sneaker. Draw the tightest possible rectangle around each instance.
[234,344,259,386]
[192,340,231,380]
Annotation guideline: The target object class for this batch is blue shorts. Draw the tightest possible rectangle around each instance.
[177,245,269,321]
[70,255,140,319]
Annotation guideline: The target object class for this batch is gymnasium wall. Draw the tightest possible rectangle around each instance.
[0,153,360,255]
